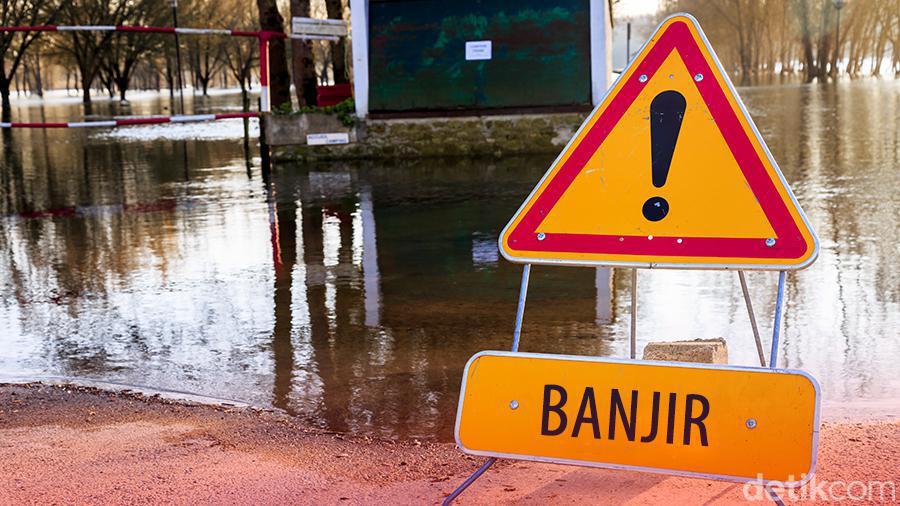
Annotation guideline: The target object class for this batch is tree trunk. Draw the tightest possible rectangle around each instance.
[795,0,817,83]
[116,77,128,102]
[0,78,11,123]
[324,0,348,84]
[32,55,43,97]
[871,27,888,76]
[80,72,93,115]
[104,75,115,99]
[829,12,841,78]
[241,82,249,112]
[290,0,318,106]
[256,0,292,110]
[165,58,174,98]
[292,37,318,106]
[734,1,751,85]
[814,5,833,81]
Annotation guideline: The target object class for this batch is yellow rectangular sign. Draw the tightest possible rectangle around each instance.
[455,352,819,486]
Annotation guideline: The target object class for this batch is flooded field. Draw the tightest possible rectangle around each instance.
[0,82,897,441]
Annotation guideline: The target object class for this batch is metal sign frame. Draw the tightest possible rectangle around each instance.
[444,264,803,505]
[497,13,819,271]
[444,13,820,505]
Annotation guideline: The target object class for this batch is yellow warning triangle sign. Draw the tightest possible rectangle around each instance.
[500,14,818,270]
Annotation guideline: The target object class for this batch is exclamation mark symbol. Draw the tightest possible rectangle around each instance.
[642,90,686,222]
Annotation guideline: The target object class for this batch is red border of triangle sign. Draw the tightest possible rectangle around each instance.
[499,14,818,270]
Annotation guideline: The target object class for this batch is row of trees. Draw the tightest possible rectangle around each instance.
[662,0,900,84]
[1,0,348,121]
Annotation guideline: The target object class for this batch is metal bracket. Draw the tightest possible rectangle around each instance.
[630,268,637,359]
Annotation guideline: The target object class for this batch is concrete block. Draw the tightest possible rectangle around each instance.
[264,113,356,147]
[642,338,728,365]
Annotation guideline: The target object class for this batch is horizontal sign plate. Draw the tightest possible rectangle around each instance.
[291,17,348,37]
[307,132,349,146]
[455,351,819,486]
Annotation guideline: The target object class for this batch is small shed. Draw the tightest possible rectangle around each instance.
[350,0,613,118]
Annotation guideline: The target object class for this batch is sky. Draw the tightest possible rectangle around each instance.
[615,0,662,18]
[612,0,662,69]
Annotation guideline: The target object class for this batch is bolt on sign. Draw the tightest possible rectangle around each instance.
[499,14,818,270]
[455,352,820,485]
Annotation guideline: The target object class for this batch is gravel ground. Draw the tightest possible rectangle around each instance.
[0,383,897,505]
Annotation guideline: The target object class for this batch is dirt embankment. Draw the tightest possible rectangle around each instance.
[1,383,897,505]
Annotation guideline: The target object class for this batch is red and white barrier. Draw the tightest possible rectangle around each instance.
[0,25,268,37]
[0,24,346,127]
[0,112,257,129]
[0,25,287,119]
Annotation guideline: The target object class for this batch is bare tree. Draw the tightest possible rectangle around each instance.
[99,0,168,102]
[53,0,148,114]
[663,0,899,82]
[0,0,60,121]
[221,0,259,110]
[180,0,228,97]
[23,50,45,97]
[186,35,227,96]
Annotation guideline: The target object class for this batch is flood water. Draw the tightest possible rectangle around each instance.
[1,82,898,441]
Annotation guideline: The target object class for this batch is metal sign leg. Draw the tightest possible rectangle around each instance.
[511,264,532,352]
[741,271,789,504]
[769,271,786,369]
[766,485,787,505]
[766,271,788,505]
[442,457,496,505]
[738,271,766,367]
[630,268,637,359]
[444,264,532,504]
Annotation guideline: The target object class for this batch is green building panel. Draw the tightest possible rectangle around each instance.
[369,0,592,113]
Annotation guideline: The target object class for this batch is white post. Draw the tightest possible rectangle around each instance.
[349,0,369,119]
[589,0,613,105]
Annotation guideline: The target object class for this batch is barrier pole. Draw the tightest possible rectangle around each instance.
[257,32,273,172]
[258,33,271,113]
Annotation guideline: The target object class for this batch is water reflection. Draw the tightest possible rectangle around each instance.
[0,82,898,441]
[249,161,616,438]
